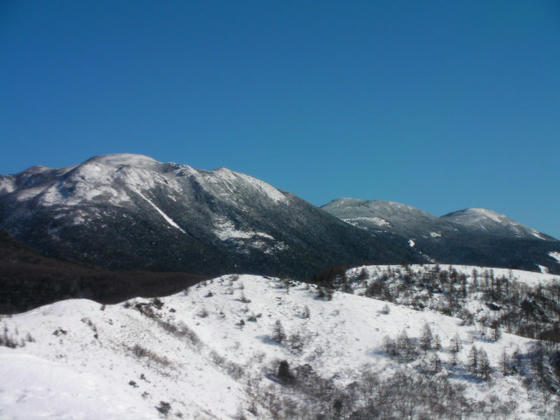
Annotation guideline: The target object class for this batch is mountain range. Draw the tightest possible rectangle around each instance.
[1,153,558,279]
[322,198,560,274]
[2,154,560,419]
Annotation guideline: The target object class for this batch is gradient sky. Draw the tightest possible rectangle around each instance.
[1,1,559,238]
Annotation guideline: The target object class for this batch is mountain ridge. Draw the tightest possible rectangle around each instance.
[322,198,560,274]
[0,154,421,279]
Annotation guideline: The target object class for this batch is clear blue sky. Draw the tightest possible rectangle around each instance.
[1,1,559,238]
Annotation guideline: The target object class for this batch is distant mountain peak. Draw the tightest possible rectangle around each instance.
[323,199,436,221]
[442,207,507,223]
[84,153,159,168]
[323,197,560,273]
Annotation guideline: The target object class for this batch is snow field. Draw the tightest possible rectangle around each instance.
[1,269,554,418]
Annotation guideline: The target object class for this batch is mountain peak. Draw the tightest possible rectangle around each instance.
[442,207,506,223]
[323,198,435,220]
[84,153,159,168]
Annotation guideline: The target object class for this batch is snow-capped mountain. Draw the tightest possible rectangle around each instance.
[441,208,552,240]
[322,198,560,274]
[0,154,420,279]
[1,267,558,419]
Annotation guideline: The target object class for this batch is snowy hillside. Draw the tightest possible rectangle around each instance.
[1,268,559,419]
[441,208,550,240]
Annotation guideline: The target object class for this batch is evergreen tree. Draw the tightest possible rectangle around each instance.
[433,334,442,351]
[468,346,479,375]
[430,353,442,373]
[491,324,502,342]
[397,330,416,361]
[420,323,433,352]
[501,348,511,376]
[272,320,286,343]
[450,333,462,354]
[478,349,491,381]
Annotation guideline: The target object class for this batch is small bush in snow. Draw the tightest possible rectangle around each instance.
[287,332,307,354]
[383,335,398,357]
[197,307,209,318]
[156,401,171,416]
[158,320,200,347]
[130,344,171,367]
[0,324,31,348]
[277,360,295,385]
[358,267,369,281]
[238,292,251,303]
[316,286,333,301]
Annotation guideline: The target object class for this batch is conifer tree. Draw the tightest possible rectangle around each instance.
[468,346,478,375]
[420,323,433,352]
[272,320,286,343]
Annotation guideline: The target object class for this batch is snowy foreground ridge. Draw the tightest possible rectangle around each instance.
[1,266,559,419]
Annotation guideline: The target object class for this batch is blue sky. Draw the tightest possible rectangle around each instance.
[1,1,559,238]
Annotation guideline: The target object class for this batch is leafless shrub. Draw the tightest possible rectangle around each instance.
[197,307,209,318]
[130,344,171,367]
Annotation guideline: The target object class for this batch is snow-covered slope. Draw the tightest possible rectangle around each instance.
[1,153,287,211]
[323,198,437,233]
[1,269,558,419]
[0,155,420,279]
[442,208,550,240]
[322,198,560,274]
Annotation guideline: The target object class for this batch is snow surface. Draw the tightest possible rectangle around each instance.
[213,218,273,241]
[343,216,391,227]
[215,168,287,204]
[1,267,555,419]
[86,153,158,168]
[408,239,415,247]
[0,177,15,195]
[549,251,560,263]
[135,191,186,234]
[531,230,546,240]
[211,217,287,254]
[465,208,505,223]
[349,264,560,287]
[0,351,153,420]
[6,154,287,211]
[538,265,549,274]
[443,208,547,240]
